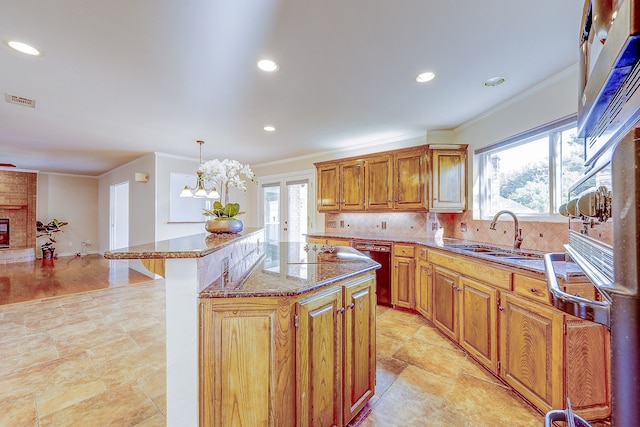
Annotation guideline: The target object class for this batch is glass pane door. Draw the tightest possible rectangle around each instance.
[260,173,313,243]
[263,184,280,244]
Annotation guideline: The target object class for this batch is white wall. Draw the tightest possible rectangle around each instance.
[98,153,156,253]
[37,173,99,257]
[455,67,578,211]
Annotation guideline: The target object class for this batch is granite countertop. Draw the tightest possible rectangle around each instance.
[104,227,265,259]
[199,242,381,298]
[306,232,587,283]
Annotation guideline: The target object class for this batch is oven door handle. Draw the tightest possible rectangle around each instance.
[543,252,611,327]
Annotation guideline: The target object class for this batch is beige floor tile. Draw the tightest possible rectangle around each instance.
[376,315,422,342]
[39,381,160,427]
[0,394,38,427]
[393,336,467,379]
[25,308,91,334]
[134,413,167,427]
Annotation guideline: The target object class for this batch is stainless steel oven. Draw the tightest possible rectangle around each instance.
[543,2,640,424]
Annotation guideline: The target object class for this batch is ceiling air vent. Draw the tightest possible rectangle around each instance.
[4,93,36,108]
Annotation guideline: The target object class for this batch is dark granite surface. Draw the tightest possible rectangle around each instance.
[199,242,381,298]
[306,232,587,283]
[103,227,264,259]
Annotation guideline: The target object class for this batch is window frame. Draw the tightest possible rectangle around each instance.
[475,115,580,222]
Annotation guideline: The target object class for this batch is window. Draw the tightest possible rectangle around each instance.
[476,116,583,219]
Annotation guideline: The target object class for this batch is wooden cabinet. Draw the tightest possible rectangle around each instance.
[317,164,340,211]
[297,273,376,427]
[342,276,376,422]
[314,144,467,213]
[306,236,352,247]
[499,292,564,413]
[432,266,460,341]
[392,243,415,309]
[199,297,295,426]
[365,155,393,210]
[339,160,365,211]
[416,247,432,320]
[430,146,467,212]
[393,149,427,210]
[459,276,498,372]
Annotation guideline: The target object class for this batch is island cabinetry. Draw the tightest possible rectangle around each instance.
[415,246,432,320]
[392,243,416,309]
[498,292,564,413]
[429,145,467,212]
[199,296,295,426]
[296,273,376,427]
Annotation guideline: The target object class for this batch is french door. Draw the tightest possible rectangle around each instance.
[260,172,315,243]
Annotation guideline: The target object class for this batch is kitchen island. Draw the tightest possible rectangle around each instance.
[104,228,380,427]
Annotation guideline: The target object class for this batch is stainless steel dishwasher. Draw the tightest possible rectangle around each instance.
[352,240,392,306]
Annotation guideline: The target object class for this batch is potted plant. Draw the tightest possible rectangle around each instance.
[199,159,255,233]
[36,218,68,259]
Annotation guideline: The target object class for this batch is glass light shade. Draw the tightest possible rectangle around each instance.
[207,189,220,199]
[194,188,208,198]
[180,186,193,197]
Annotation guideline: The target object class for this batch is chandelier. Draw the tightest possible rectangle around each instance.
[179,140,220,199]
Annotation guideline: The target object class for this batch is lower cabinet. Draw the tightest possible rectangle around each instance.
[416,258,433,320]
[392,244,415,309]
[199,297,295,426]
[459,277,498,373]
[296,274,376,427]
[199,271,376,427]
[432,266,460,341]
[499,293,564,412]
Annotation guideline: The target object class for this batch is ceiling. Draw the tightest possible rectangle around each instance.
[0,0,584,176]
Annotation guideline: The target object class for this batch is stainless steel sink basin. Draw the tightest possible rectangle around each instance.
[445,244,542,261]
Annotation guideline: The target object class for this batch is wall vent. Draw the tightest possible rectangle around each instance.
[4,93,36,108]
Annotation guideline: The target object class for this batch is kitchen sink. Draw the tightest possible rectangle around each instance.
[445,244,543,260]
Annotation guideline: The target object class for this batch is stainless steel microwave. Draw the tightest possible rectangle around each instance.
[578,0,640,170]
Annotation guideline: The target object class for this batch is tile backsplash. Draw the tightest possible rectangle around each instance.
[324,211,613,252]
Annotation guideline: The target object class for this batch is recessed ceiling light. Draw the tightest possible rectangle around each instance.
[5,40,41,56]
[264,125,276,132]
[484,76,507,87]
[257,59,279,72]
[415,72,435,83]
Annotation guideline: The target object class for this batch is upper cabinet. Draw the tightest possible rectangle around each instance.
[430,145,467,212]
[315,144,467,213]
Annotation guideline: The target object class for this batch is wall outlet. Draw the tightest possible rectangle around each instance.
[340,220,344,228]
[68,241,73,247]
[460,222,467,232]
[327,220,337,228]
[381,221,387,230]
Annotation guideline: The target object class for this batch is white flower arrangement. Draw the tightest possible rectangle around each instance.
[199,159,255,205]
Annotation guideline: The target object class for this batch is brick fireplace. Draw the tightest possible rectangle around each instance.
[0,169,37,264]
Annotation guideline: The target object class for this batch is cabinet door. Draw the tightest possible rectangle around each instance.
[200,297,294,427]
[365,155,393,210]
[565,318,611,420]
[339,160,365,211]
[416,260,433,320]
[499,293,564,412]
[430,148,467,212]
[343,275,376,423]
[317,164,340,211]
[459,277,498,372]
[392,256,415,309]
[432,266,460,341]
[296,287,343,427]
[393,149,427,210]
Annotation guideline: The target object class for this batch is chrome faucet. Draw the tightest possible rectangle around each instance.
[489,210,523,250]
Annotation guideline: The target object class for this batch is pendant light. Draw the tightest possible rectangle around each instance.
[179,140,220,199]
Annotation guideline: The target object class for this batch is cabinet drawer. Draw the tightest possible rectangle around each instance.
[417,246,428,261]
[428,250,511,290]
[513,274,549,303]
[393,244,415,258]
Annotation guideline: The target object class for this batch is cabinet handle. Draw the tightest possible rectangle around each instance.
[337,307,345,314]
[530,287,539,294]
[498,306,505,312]
[347,303,355,309]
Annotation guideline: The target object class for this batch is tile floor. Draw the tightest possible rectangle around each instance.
[1,256,548,426]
